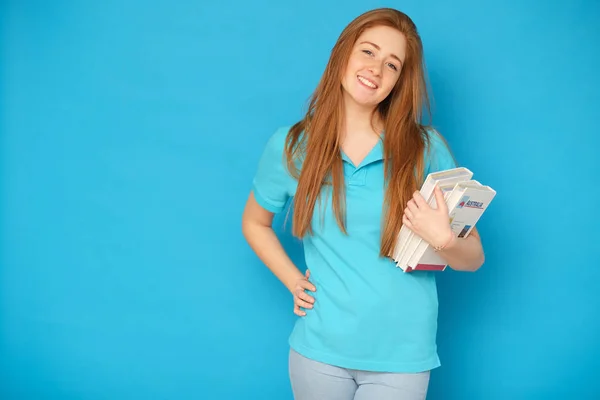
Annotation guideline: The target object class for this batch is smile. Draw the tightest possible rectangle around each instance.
[357,75,378,89]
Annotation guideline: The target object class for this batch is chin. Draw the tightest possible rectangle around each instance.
[349,93,381,109]
[350,87,385,107]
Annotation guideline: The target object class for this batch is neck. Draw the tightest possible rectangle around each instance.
[342,95,383,139]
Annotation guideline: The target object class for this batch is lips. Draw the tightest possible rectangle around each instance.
[357,75,378,89]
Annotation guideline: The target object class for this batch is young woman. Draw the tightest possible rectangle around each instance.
[242,7,485,400]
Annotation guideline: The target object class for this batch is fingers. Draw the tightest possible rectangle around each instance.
[434,185,448,213]
[405,199,418,227]
[407,199,419,213]
[404,207,414,221]
[297,290,315,306]
[294,285,315,309]
[402,214,414,230]
[295,297,313,310]
[293,274,317,317]
[294,305,306,317]
[412,191,428,208]
[299,277,316,292]
[293,290,313,317]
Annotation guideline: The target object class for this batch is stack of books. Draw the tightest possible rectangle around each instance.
[392,167,496,272]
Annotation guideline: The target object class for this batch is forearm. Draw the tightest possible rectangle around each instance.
[242,222,304,291]
[439,233,485,272]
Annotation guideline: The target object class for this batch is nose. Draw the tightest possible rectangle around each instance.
[368,61,382,77]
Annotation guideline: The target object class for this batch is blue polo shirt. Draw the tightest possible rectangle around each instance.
[251,125,456,373]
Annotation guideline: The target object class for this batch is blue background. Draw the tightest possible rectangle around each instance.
[2,0,599,399]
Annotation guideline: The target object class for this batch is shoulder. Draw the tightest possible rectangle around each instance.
[251,126,298,212]
[258,125,296,164]
[264,125,293,150]
[261,123,306,166]
[255,123,308,175]
[423,126,450,153]
[422,126,457,174]
[256,125,293,164]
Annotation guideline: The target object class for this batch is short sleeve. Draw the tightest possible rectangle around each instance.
[423,128,458,176]
[251,126,296,213]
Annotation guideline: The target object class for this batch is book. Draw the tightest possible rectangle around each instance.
[392,167,473,267]
[392,168,496,272]
[402,180,483,271]
[406,181,496,271]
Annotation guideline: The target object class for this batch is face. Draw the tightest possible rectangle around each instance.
[341,25,407,110]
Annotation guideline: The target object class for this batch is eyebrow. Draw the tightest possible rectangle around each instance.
[360,41,403,65]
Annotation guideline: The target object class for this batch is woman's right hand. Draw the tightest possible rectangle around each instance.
[292,269,316,317]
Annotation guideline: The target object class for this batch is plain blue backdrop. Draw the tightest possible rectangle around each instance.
[2,0,599,399]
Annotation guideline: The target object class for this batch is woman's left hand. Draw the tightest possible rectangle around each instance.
[402,185,454,249]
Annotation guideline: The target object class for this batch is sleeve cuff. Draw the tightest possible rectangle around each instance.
[252,183,286,213]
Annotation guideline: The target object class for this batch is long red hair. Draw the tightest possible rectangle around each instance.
[284,8,437,258]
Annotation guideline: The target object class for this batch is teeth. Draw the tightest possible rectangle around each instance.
[358,76,377,88]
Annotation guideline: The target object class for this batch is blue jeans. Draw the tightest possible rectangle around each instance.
[289,349,430,400]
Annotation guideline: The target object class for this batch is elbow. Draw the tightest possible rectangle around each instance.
[467,253,486,272]
[475,253,486,271]
[461,238,486,272]
[241,211,250,239]
[449,252,485,272]
[241,215,271,243]
[241,216,252,241]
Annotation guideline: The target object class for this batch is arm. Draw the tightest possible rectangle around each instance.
[436,227,485,272]
[242,191,316,315]
[415,131,485,271]
[403,186,485,272]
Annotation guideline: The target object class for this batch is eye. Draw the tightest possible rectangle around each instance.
[387,63,398,71]
[362,49,373,56]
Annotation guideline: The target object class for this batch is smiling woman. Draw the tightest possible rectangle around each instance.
[241,7,485,400]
